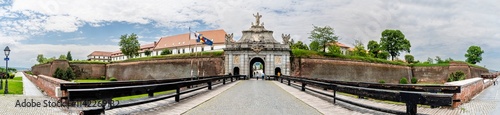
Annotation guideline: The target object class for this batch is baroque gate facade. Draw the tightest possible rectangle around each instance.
[223,13,291,77]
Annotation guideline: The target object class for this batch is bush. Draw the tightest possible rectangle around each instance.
[9,74,15,79]
[100,76,106,80]
[109,77,117,81]
[448,71,466,82]
[400,77,408,84]
[411,77,418,84]
[25,71,33,75]
[161,49,172,55]
[378,80,385,84]
[65,67,76,80]
[53,67,76,81]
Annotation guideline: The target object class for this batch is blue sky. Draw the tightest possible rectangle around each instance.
[0,0,500,71]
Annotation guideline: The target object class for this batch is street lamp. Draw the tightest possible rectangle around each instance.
[4,46,10,94]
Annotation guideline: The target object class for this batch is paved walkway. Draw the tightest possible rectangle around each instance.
[460,79,500,115]
[17,72,44,96]
[184,80,322,115]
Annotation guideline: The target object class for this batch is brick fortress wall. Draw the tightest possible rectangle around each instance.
[106,57,225,80]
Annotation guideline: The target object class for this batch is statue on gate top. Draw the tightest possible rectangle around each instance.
[253,12,263,26]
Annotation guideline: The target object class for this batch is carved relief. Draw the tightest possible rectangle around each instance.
[233,55,240,64]
[275,56,282,65]
[251,45,264,54]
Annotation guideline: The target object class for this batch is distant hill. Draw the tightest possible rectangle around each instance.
[489,69,497,73]
[0,66,30,72]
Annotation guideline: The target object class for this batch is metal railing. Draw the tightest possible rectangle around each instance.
[276,75,456,115]
[61,75,246,115]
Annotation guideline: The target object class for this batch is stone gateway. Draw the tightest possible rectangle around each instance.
[223,13,291,77]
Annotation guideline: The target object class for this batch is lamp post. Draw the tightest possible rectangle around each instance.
[4,46,10,94]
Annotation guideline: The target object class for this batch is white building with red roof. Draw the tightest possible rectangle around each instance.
[102,29,227,62]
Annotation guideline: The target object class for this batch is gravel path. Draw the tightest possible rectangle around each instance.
[183,80,322,115]
[18,72,44,96]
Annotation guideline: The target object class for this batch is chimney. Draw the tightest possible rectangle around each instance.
[154,41,157,46]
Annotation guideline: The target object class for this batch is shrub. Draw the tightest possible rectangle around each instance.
[448,71,466,82]
[400,77,408,84]
[161,49,172,55]
[411,77,418,84]
[9,74,15,79]
[65,67,76,80]
[378,80,385,84]
[100,76,106,80]
[109,77,117,81]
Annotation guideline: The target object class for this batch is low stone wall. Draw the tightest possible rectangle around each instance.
[293,58,412,84]
[106,57,224,80]
[445,77,484,107]
[70,63,106,79]
[23,72,69,99]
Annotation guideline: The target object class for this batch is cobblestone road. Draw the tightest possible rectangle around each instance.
[183,80,322,115]
[460,79,500,115]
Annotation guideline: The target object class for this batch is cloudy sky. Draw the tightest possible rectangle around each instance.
[0,0,499,70]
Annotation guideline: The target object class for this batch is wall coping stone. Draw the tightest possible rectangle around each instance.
[445,77,483,87]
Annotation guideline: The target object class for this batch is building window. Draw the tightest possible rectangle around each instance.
[211,46,214,50]
[201,47,204,51]
[191,48,194,53]
[183,49,185,53]
[177,49,180,54]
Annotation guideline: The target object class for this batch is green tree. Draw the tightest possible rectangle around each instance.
[161,48,172,55]
[377,51,390,60]
[327,45,341,55]
[465,46,484,64]
[351,40,368,57]
[58,55,67,60]
[308,25,339,53]
[66,51,73,61]
[37,54,47,64]
[144,50,152,56]
[119,33,140,58]
[425,57,434,64]
[65,67,76,80]
[367,40,381,58]
[291,40,309,50]
[405,54,414,63]
[309,40,320,52]
[380,29,411,60]
[53,68,64,79]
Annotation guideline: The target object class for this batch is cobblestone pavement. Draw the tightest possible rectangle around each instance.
[183,80,322,115]
[460,79,500,115]
[18,72,44,96]
[0,95,70,115]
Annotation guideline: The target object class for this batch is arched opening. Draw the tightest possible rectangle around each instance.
[233,67,240,75]
[249,57,265,78]
[275,67,281,76]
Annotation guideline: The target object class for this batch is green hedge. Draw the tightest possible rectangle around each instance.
[69,60,109,64]
[291,49,406,66]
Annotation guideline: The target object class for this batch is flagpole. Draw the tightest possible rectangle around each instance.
[195,32,199,77]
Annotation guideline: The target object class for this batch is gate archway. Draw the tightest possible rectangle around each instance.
[249,57,265,78]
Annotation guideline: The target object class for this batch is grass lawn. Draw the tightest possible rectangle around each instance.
[113,90,176,101]
[0,77,23,94]
[73,79,111,83]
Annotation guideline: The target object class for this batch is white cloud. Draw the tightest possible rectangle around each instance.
[0,44,119,68]
[0,0,499,70]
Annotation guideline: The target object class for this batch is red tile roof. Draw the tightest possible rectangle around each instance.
[88,51,112,56]
[328,42,350,48]
[154,29,226,50]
